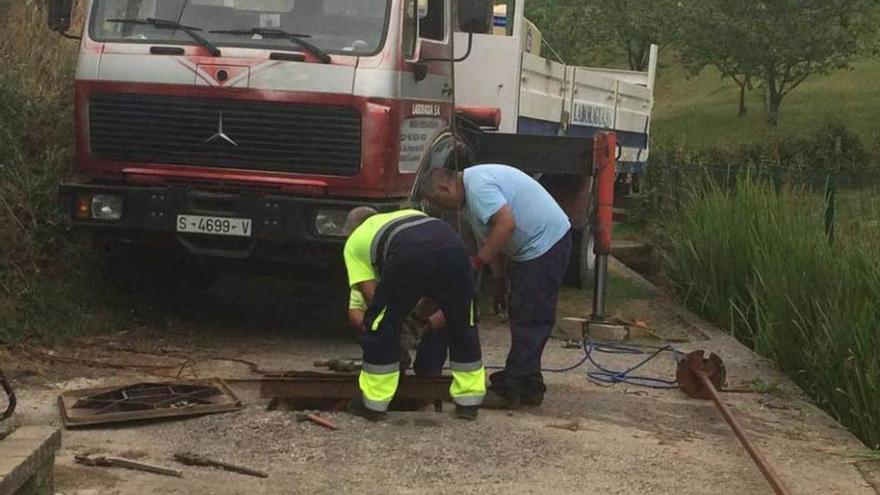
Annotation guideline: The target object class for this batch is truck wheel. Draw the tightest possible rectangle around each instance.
[565,226,596,290]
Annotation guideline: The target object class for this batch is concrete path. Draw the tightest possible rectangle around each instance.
[0,262,876,494]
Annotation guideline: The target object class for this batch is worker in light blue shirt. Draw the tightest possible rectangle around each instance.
[421,163,572,409]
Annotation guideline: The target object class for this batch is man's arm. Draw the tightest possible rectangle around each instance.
[488,256,505,279]
[476,205,516,265]
[356,280,378,306]
[348,309,365,331]
[414,298,447,330]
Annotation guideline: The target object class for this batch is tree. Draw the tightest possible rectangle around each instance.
[676,3,758,117]
[524,0,609,67]
[525,0,681,70]
[591,0,681,72]
[678,0,876,126]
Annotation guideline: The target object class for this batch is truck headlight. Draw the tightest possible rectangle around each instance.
[90,194,123,221]
[315,209,350,237]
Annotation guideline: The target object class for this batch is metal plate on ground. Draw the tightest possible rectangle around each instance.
[58,379,242,428]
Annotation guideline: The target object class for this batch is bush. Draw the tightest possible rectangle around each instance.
[0,1,117,342]
[661,176,880,448]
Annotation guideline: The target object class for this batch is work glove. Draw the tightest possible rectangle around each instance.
[492,276,509,316]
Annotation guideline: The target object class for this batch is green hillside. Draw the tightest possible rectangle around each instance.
[652,58,880,151]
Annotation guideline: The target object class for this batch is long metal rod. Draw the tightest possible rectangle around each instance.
[696,370,792,495]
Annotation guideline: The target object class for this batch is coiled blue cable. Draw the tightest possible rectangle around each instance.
[485,338,682,389]
[580,339,681,389]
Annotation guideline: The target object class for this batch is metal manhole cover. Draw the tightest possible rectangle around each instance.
[59,379,242,427]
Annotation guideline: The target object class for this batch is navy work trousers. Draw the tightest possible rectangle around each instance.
[490,231,572,403]
[362,221,482,377]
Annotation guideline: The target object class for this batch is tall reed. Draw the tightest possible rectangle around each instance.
[663,176,880,448]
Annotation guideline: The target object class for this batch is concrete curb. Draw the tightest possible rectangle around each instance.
[0,427,61,495]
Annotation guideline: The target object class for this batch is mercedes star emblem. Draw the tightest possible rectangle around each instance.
[203,112,238,147]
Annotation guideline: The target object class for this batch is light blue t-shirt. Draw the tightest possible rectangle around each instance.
[463,164,571,262]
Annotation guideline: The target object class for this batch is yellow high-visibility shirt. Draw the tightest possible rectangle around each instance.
[349,289,368,311]
[343,209,426,289]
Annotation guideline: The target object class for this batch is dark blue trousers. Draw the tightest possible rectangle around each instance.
[490,231,572,403]
[363,221,482,376]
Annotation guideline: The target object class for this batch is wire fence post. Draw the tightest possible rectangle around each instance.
[824,174,836,244]
[824,137,841,244]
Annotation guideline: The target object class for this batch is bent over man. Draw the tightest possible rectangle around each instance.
[421,164,572,409]
[342,207,486,420]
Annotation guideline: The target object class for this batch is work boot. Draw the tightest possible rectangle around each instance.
[346,398,386,422]
[479,389,522,410]
[455,405,479,421]
[521,378,547,407]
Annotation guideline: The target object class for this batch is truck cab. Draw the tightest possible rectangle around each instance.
[53,0,466,265]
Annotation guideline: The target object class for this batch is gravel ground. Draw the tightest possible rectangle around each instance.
[2,263,876,494]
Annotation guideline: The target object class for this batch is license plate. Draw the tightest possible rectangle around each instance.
[176,215,253,237]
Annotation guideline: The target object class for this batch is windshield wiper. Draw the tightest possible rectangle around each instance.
[107,18,221,57]
[209,27,331,64]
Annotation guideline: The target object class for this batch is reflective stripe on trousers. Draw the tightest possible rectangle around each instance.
[370,307,387,332]
[450,360,486,406]
[360,362,400,412]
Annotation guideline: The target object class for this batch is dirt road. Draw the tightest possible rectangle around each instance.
[1,264,876,494]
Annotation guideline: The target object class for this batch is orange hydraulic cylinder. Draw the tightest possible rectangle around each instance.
[593,132,616,256]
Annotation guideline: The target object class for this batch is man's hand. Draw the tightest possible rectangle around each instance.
[414,298,447,330]
[427,310,446,330]
[414,298,439,319]
[470,254,486,272]
[492,276,508,315]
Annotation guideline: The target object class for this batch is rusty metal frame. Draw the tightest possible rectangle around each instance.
[58,379,242,427]
[260,372,452,402]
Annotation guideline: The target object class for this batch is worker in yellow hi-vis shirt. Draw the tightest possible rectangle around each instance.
[342,207,486,421]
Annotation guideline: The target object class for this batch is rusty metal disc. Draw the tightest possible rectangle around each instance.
[677,350,726,399]
[1,370,16,422]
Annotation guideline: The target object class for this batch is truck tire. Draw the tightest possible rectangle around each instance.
[564,180,597,290]
[566,225,596,290]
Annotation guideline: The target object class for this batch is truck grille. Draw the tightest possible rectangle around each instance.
[89,94,362,175]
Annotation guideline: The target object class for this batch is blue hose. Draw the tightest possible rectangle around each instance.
[580,339,681,389]
[485,338,682,390]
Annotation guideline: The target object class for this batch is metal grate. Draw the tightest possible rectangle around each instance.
[89,93,362,175]
[58,379,242,427]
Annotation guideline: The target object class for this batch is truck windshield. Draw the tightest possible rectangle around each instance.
[90,0,390,56]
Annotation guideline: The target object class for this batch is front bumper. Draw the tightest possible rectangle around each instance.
[59,182,405,261]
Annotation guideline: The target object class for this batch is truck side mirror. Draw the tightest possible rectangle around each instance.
[48,0,74,32]
[458,0,493,34]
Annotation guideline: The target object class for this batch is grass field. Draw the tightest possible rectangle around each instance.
[652,57,880,152]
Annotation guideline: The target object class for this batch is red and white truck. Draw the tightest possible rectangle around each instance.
[49,0,655,286]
